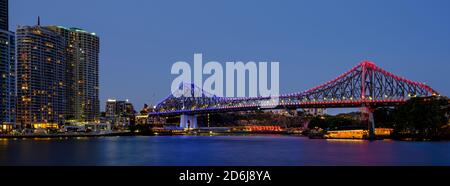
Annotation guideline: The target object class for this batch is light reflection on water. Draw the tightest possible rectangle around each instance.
[325,139,366,143]
[0,135,449,166]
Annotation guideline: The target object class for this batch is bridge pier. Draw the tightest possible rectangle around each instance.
[364,107,376,140]
[368,110,376,140]
[180,114,198,129]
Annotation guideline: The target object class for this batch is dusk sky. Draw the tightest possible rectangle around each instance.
[10,0,450,111]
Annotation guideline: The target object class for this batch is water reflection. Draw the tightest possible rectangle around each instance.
[325,139,366,143]
[0,136,449,166]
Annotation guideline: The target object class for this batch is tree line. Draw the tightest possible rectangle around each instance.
[308,96,450,140]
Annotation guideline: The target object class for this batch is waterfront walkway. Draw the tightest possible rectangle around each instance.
[0,131,132,139]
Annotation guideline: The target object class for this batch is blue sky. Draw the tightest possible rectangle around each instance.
[10,0,450,111]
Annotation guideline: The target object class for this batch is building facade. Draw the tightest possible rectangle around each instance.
[135,104,153,125]
[0,0,15,132]
[105,99,136,127]
[0,30,15,126]
[16,26,67,127]
[46,26,100,123]
[0,0,8,31]
[303,108,327,116]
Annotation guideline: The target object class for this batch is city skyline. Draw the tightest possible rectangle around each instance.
[0,0,102,127]
[8,0,450,111]
[1,0,450,176]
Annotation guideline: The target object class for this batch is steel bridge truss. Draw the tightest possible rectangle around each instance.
[151,61,439,116]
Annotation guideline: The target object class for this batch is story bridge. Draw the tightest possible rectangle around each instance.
[149,61,440,138]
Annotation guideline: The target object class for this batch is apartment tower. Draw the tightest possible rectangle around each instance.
[46,26,100,123]
[0,0,15,130]
[16,25,66,127]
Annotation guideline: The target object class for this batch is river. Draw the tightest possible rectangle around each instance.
[0,135,449,166]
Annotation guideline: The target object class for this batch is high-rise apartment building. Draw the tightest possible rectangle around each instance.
[0,30,15,126]
[3,0,100,128]
[16,26,67,127]
[0,0,8,30]
[16,24,100,127]
[0,0,15,131]
[47,26,100,123]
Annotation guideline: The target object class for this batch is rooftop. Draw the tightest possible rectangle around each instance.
[55,26,97,36]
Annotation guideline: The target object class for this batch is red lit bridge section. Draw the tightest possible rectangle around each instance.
[150,61,440,116]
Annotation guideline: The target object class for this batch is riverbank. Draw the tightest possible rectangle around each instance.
[306,133,450,141]
[1,130,448,141]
